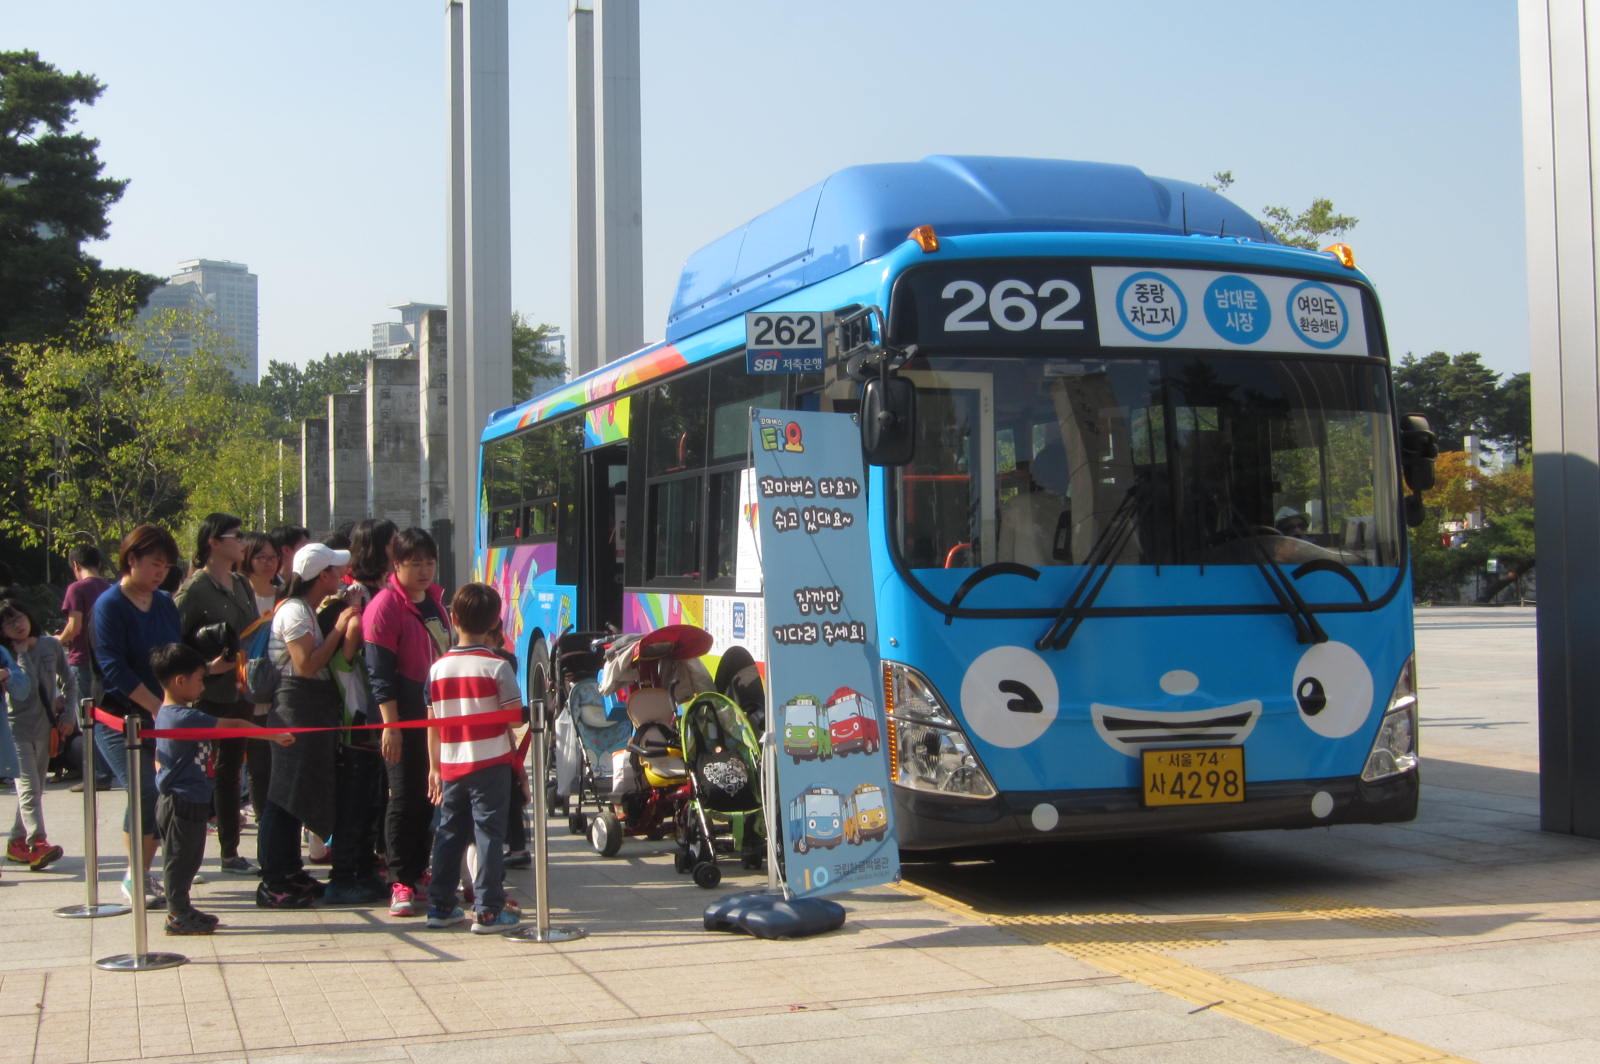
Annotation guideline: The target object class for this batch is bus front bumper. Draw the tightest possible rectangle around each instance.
[892,769,1419,852]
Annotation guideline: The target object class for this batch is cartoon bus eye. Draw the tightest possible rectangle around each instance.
[1296,677,1327,716]
[960,646,1059,748]
[1291,642,1372,739]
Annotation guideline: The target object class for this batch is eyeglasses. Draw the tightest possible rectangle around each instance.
[217,532,241,541]
[252,553,279,564]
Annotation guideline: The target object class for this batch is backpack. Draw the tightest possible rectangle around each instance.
[238,606,281,705]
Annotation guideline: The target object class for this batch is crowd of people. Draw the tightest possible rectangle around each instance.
[0,517,534,937]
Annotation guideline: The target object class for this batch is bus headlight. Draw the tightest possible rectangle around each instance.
[883,661,996,799]
[1362,655,1418,782]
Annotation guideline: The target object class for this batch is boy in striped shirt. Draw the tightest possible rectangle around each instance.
[424,583,526,933]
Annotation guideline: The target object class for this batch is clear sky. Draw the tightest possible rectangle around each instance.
[11,1,1528,378]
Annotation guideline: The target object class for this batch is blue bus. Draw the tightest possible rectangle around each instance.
[477,155,1433,850]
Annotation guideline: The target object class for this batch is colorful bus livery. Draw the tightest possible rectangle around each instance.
[825,687,881,757]
[788,786,844,854]
[477,155,1431,852]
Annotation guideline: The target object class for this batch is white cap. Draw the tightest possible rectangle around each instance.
[292,542,351,579]
[1275,506,1303,522]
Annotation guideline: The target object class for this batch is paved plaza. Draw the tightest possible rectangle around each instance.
[1,605,1596,1064]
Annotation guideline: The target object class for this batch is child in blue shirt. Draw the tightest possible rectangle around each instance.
[152,643,293,935]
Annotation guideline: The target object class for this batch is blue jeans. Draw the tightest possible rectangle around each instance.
[95,718,157,837]
[428,763,512,917]
[71,664,114,785]
[256,798,303,889]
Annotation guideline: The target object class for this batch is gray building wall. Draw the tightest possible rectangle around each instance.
[329,393,368,532]
[368,356,421,528]
[300,418,330,533]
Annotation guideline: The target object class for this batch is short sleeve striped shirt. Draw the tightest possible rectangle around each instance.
[427,645,523,779]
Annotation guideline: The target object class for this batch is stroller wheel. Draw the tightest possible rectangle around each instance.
[567,810,587,836]
[674,846,693,874]
[589,811,624,857]
[692,861,722,889]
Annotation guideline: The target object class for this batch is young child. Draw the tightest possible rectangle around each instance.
[424,583,526,933]
[151,643,294,935]
[1,600,72,871]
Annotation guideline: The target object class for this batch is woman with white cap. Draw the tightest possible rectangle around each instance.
[255,543,363,908]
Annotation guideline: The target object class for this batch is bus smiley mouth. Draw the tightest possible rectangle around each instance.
[1089,701,1261,756]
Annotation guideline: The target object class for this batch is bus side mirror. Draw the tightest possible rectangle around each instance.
[860,375,916,467]
[1400,414,1437,493]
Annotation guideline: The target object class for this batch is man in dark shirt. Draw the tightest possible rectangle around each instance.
[59,546,112,791]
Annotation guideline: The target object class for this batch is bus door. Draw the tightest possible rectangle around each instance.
[581,445,628,632]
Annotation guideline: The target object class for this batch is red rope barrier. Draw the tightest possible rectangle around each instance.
[91,706,523,740]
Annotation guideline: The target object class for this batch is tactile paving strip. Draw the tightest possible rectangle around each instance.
[896,882,1473,1064]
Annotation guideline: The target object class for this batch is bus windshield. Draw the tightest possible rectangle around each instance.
[891,352,1400,589]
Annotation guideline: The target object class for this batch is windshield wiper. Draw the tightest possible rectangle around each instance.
[1036,488,1139,652]
[1245,530,1329,645]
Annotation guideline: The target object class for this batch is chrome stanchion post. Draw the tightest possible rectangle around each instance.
[95,713,186,971]
[56,699,129,919]
[507,698,586,943]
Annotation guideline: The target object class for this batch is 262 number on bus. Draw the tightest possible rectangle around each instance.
[941,278,1085,332]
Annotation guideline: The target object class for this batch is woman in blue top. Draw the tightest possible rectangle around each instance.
[91,524,185,908]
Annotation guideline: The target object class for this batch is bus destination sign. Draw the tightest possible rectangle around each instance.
[745,311,826,374]
[893,261,1368,356]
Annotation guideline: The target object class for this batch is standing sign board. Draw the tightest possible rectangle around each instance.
[751,408,899,898]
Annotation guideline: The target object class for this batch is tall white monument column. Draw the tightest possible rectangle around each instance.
[594,0,643,363]
[1520,0,1600,838]
[569,2,600,377]
[446,0,513,588]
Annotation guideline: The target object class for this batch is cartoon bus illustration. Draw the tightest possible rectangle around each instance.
[782,694,832,763]
[825,686,880,757]
[788,785,843,854]
[842,783,888,845]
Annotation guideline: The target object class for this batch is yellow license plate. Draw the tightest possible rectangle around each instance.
[1141,747,1245,807]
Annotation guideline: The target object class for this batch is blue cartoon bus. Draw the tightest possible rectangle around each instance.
[477,156,1433,851]
[788,785,844,854]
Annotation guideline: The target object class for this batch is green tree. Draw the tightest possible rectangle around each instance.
[0,50,160,346]
[1392,351,1503,452]
[254,350,370,423]
[1206,171,1357,250]
[1486,371,1532,464]
[0,278,240,553]
[512,311,566,401]
[1408,451,1535,603]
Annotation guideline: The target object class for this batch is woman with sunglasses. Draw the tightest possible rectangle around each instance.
[175,513,260,875]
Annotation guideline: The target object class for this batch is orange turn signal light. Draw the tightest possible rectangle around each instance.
[909,225,940,252]
[1323,243,1356,269]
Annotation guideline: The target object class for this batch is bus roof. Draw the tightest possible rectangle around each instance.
[665,155,1273,342]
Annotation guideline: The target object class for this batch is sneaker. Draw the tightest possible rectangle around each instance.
[5,838,29,864]
[502,894,522,914]
[503,849,532,869]
[255,881,313,909]
[471,908,521,934]
[190,870,207,884]
[165,910,217,936]
[121,872,166,908]
[388,882,417,917]
[324,878,389,906]
[426,906,467,929]
[219,855,258,875]
[27,840,64,872]
[288,870,326,898]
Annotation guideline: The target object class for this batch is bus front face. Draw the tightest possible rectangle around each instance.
[873,247,1418,849]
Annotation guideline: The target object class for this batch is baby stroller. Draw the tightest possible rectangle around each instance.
[676,691,765,889]
[546,629,615,811]
[582,624,714,858]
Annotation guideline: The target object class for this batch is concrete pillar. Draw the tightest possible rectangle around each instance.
[447,0,513,587]
[328,392,368,533]
[1520,0,1600,838]
[300,418,329,534]
[367,356,421,529]
[277,436,300,528]
[419,309,451,533]
[569,2,599,376]
[594,0,643,363]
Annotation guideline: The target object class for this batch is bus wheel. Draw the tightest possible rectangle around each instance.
[590,811,623,857]
[795,836,810,855]
[692,861,721,889]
